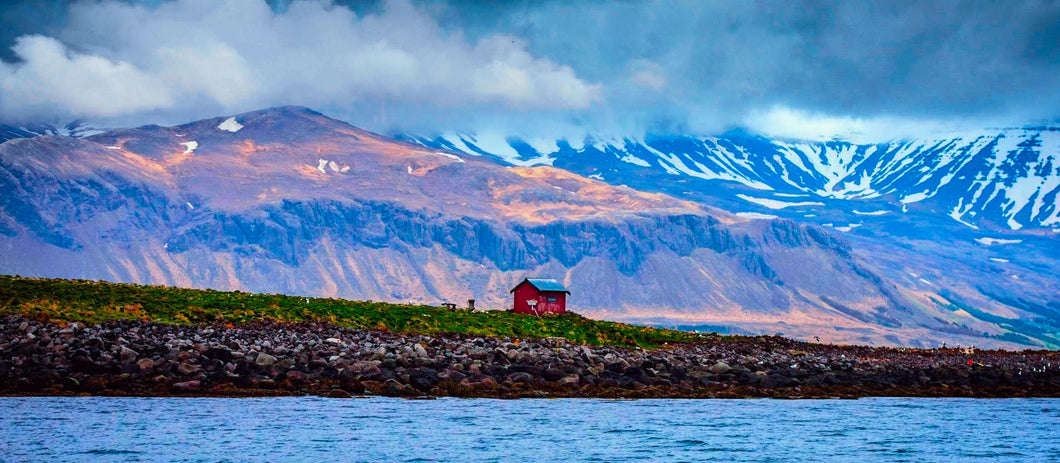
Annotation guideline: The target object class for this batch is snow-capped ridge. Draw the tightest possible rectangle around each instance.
[407,125,1060,230]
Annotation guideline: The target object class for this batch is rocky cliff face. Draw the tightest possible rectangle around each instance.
[1,107,1055,348]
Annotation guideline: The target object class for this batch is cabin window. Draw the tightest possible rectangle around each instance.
[546,297,557,302]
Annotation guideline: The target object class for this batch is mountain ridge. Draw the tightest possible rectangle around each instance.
[406,126,1060,231]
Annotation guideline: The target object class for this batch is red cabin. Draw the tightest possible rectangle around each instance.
[510,278,570,315]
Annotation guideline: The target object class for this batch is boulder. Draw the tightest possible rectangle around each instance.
[409,367,440,392]
[711,361,732,375]
[285,370,308,383]
[623,366,650,384]
[559,374,581,386]
[543,368,566,382]
[507,372,535,384]
[349,361,382,376]
[414,343,429,358]
[505,349,521,362]
[119,346,139,363]
[441,370,467,383]
[381,378,412,397]
[172,380,201,392]
[327,389,352,398]
[255,353,277,367]
[203,347,233,363]
[177,362,202,375]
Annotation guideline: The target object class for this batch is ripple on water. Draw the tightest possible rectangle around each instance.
[81,449,143,455]
[0,397,1057,461]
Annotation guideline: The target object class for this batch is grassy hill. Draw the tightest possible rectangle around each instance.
[0,275,699,348]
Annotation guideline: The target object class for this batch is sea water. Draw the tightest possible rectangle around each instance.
[2,397,1058,462]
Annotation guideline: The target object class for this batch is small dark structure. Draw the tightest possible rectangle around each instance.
[441,300,476,311]
[510,278,569,315]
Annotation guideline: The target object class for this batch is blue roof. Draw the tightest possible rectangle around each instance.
[511,278,570,293]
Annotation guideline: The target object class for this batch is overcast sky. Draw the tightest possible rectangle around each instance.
[1,0,1058,141]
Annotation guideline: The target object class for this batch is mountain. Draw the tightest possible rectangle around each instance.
[1,106,1057,349]
[406,127,1060,230]
[404,128,1060,346]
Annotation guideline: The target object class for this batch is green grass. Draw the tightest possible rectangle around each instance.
[0,275,700,348]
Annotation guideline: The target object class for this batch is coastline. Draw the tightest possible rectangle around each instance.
[3,316,1058,399]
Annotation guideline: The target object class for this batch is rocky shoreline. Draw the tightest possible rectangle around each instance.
[2,315,1058,399]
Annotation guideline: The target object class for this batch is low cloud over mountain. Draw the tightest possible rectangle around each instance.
[1,0,1057,140]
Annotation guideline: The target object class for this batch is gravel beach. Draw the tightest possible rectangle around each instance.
[3,315,1058,399]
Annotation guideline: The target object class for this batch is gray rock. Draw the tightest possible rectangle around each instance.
[505,349,521,362]
[285,370,307,383]
[172,380,201,392]
[381,379,410,397]
[120,346,139,363]
[178,362,202,375]
[414,343,429,358]
[255,353,277,366]
[543,368,566,382]
[409,367,439,392]
[349,361,382,375]
[507,372,535,384]
[559,374,581,385]
[711,361,732,374]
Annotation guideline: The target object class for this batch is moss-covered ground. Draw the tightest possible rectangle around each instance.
[0,275,700,348]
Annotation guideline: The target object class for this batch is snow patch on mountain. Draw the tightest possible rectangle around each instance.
[435,152,464,163]
[620,153,651,167]
[975,237,1022,245]
[735,212,779,220]
[522,137,558,156]
[180,141,198,154]
[737,194,824,209]
[900,192,930,204]
[589,134,627,153]
[853,210,889,216]
[464,133,520,161]
[217,117,243,133]
[316,159,350,174]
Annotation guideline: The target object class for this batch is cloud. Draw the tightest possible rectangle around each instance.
[742,105,1006,143]
[464,0,1060,138]
[0,0,601,124]
[0,35,173,119]
[627,59,666,92]
[0,0,1057,141]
